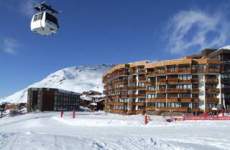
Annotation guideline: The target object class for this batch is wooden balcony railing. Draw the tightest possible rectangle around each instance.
[177,69,191,73]
[178,98,192,102]
[129,102,145,106]
[128,94,146,98]
[154,107,188,112]
[145,106,156,111]
[146,90,156,94]
[166,70,178,74]
[166,98,178,102]
[206,98,219,103]
[155,70,166,74]
[178,79,192,83]
[146,98,166,102]
[166,88,178,93]
[205,88,220,93]
[156,79,167,84]
[110,109,127,114]
[167,78,178,83]
[192,78,199,83]
[156,89,166,93]
[192,89,199,93]
[146,72,155,77]
[206,79,218,83]
[108,102,126,106]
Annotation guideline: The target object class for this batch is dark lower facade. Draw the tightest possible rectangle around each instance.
[27,88,80,112]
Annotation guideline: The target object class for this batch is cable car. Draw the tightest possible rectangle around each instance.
[31,2,59,36]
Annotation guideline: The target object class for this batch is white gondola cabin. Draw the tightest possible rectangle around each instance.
[30,2,59,36]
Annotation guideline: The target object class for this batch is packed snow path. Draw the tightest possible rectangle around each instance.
[0,112,230,150]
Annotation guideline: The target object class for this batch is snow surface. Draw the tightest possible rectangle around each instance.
[0,65,112,104]
[219,45,230,50]
[0,112,230,150]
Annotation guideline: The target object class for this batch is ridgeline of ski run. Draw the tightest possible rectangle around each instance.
[0,65,113,104]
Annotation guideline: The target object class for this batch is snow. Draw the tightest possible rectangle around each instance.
[80,94,104,102]
[0,65,112,104]
[80,94,93,101]
[0,112,230,150]
[219,45,230,50]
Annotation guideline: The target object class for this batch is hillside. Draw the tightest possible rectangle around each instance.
[0,65,112,104]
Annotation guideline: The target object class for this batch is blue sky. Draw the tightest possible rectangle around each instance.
[0,0,230,97]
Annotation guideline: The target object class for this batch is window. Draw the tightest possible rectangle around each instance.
[46,13,58,25]
[33,13,43,21]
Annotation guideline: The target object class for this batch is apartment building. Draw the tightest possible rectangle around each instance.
[103,48,230,115]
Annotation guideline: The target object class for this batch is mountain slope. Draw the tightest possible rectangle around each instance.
[0,65,112,104]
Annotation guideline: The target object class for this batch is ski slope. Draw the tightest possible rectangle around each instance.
[0,112,230,150]
[0,65,112,104]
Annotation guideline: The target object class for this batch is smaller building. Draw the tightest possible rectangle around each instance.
[27,88,81,112]
[80,90,105,111]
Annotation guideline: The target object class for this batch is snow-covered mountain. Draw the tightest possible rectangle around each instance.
[0,65,113,104]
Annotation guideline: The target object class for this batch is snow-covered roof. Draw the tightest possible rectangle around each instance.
[90,103,97,106]
[219,45,230,50]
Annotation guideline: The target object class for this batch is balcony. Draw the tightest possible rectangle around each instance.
[129,102,145,106]
[146,90,156,94]
[108,102,126,106]
[205,68,220,73]
[167,78,178,83]
[205,88,220,93]
[192,89,199,93]
[156,88,166,93]
[145,82,155,86]
[206,97,219,103]
[178,98,192,102]
[192,68,220,73]
[110,95,120,99]
[177,69,191,74]
[145,106,156,111]
[138,77,146,81]
[156,79,167,84]
[191,108,200,112]
[128,94,146,98]
[138,69,146,74]
[128,110,144,114]
[146,72,155,77]
[155,70,166,75]
[166,88,178,93]
[110,109,127,114]
[178,79,192,83]
[146,98,166,102]
[206,78,218,83]
[166,88,191,93]
[167,98,178,102]
[166,70,178,74]
[154,107,188,112]
[128,86,145,90]
[128,79,137,83]
[178,89,191,93]
[192,78,199,83]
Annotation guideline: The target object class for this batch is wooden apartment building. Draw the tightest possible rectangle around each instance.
[103,48,230,115]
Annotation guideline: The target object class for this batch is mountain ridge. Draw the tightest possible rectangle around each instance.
[0,64,113,104]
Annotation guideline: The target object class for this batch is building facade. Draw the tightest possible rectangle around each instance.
[103,48,230,115]
[27,88,81,112]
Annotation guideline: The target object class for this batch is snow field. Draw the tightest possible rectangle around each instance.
[0,112,230,150]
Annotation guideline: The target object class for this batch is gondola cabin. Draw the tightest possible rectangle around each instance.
[30,2,59,36]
